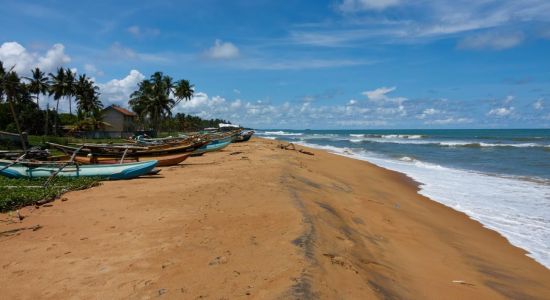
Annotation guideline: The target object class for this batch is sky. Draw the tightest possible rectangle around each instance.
[1,0,549,129]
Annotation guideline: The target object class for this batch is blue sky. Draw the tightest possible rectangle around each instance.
[1,0,549,129]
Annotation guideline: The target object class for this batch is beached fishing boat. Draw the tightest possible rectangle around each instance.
[47,140,208,158]
[193,141,231,155]
[234,130,254,142]
[0,159,158,180]
[192,140,231,155]
[73,153,190,167]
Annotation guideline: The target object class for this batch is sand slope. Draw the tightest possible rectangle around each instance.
[1,138,549,299]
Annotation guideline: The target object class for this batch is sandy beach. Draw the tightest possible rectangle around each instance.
[1,137,549,299]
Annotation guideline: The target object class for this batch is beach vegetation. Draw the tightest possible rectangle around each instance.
[0,176,100,212]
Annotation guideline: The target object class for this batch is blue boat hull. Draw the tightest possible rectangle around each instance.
[0,160,158,180]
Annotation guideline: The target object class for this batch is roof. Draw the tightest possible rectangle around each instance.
[219,123,239,128]
[105,105,137,117]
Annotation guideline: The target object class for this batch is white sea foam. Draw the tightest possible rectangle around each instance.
[399,156,415,162]
[349,138,549,148]
[258,131,303,136]
[295,141,550,269]
[382,134,424,139]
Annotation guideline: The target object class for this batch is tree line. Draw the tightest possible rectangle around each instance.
[126,71,233,133]
[0,60,234,138]
[0,61,103,137]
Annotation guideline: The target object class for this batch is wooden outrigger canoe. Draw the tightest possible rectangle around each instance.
[0,159,158,180]
[192,140,232,156]
[48,140,209,158]
[73,153,190,167]
[234,130,254,142]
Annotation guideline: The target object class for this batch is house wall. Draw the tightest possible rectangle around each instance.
[102,108,124,132]
[123,115,136,131]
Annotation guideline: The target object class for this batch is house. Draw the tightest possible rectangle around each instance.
[100,105,137,137]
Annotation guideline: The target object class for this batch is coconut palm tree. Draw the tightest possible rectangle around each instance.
[1,69,26,149]
[49,67,67,135]
[25,67,49,109]
[0,61,5,100]
[174,79,194,103]
[75,74,102,118]
[65,68,76,115]
[129,72,194,135]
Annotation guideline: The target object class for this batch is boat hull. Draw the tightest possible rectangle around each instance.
[74,153,189,167]
[192,141,231,155]
[0,160,158,180]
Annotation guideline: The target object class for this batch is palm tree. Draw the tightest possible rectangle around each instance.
[75,74,102,118]
[0,61,5,100]
[65,68,76,115]
[174,79,194,102]
[129,72,194,134]
[1,69,26,149]
[25,67,49,109]
[49,67,66,135]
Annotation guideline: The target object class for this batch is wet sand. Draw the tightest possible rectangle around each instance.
[1,138,549,299]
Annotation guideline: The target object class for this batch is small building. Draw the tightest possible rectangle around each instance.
[100,105,137,138]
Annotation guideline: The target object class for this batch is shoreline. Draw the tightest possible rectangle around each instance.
[1,137,549,299]
[287,137,550,270]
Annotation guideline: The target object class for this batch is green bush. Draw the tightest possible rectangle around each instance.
[0,176,100,212]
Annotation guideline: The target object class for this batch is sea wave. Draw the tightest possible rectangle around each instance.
[440,142,548,148]
[348,133,425,139]
[347,138,549,149]
[258,131,303,136]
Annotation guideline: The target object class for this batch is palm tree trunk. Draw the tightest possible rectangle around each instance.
[54,99,60,136]
[45,102,49,136]
[7,97,26,150]
[69,96,72,115]
[36,92,40,109]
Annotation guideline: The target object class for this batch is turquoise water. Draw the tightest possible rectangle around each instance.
[256,129,550,268]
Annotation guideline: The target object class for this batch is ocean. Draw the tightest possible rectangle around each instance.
[255,129,550,269]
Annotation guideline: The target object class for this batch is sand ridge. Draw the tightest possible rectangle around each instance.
[1,138,549,299]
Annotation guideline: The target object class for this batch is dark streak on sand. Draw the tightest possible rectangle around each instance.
[283,171,405,299]
[283,174,318,300]
[476,262,538,299]
[316,202,404,299]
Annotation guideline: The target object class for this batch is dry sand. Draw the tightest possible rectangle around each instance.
[1,138,549,299]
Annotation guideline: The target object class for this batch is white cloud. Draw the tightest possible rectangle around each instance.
[362,86,395,101]
[84,63,104,76]
[362,86,406,103]
[238,57,371,70]
[425,117,473,125]
[487,107,514,117]
[204,39,240,59]
[417,108,441,119]
[458,31,525,50]
[348,99,358,105]
[97,70,145,106]
[291,1,550,48]
[0,41,70,74]
[109,42,167,62]
[533,99,544,110]
[335,119,388,126]
[127,25,160,38]
[230,99,242,109]
[339,0,401,12]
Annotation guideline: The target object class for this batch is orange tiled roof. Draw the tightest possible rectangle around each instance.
[106,105,137,117]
